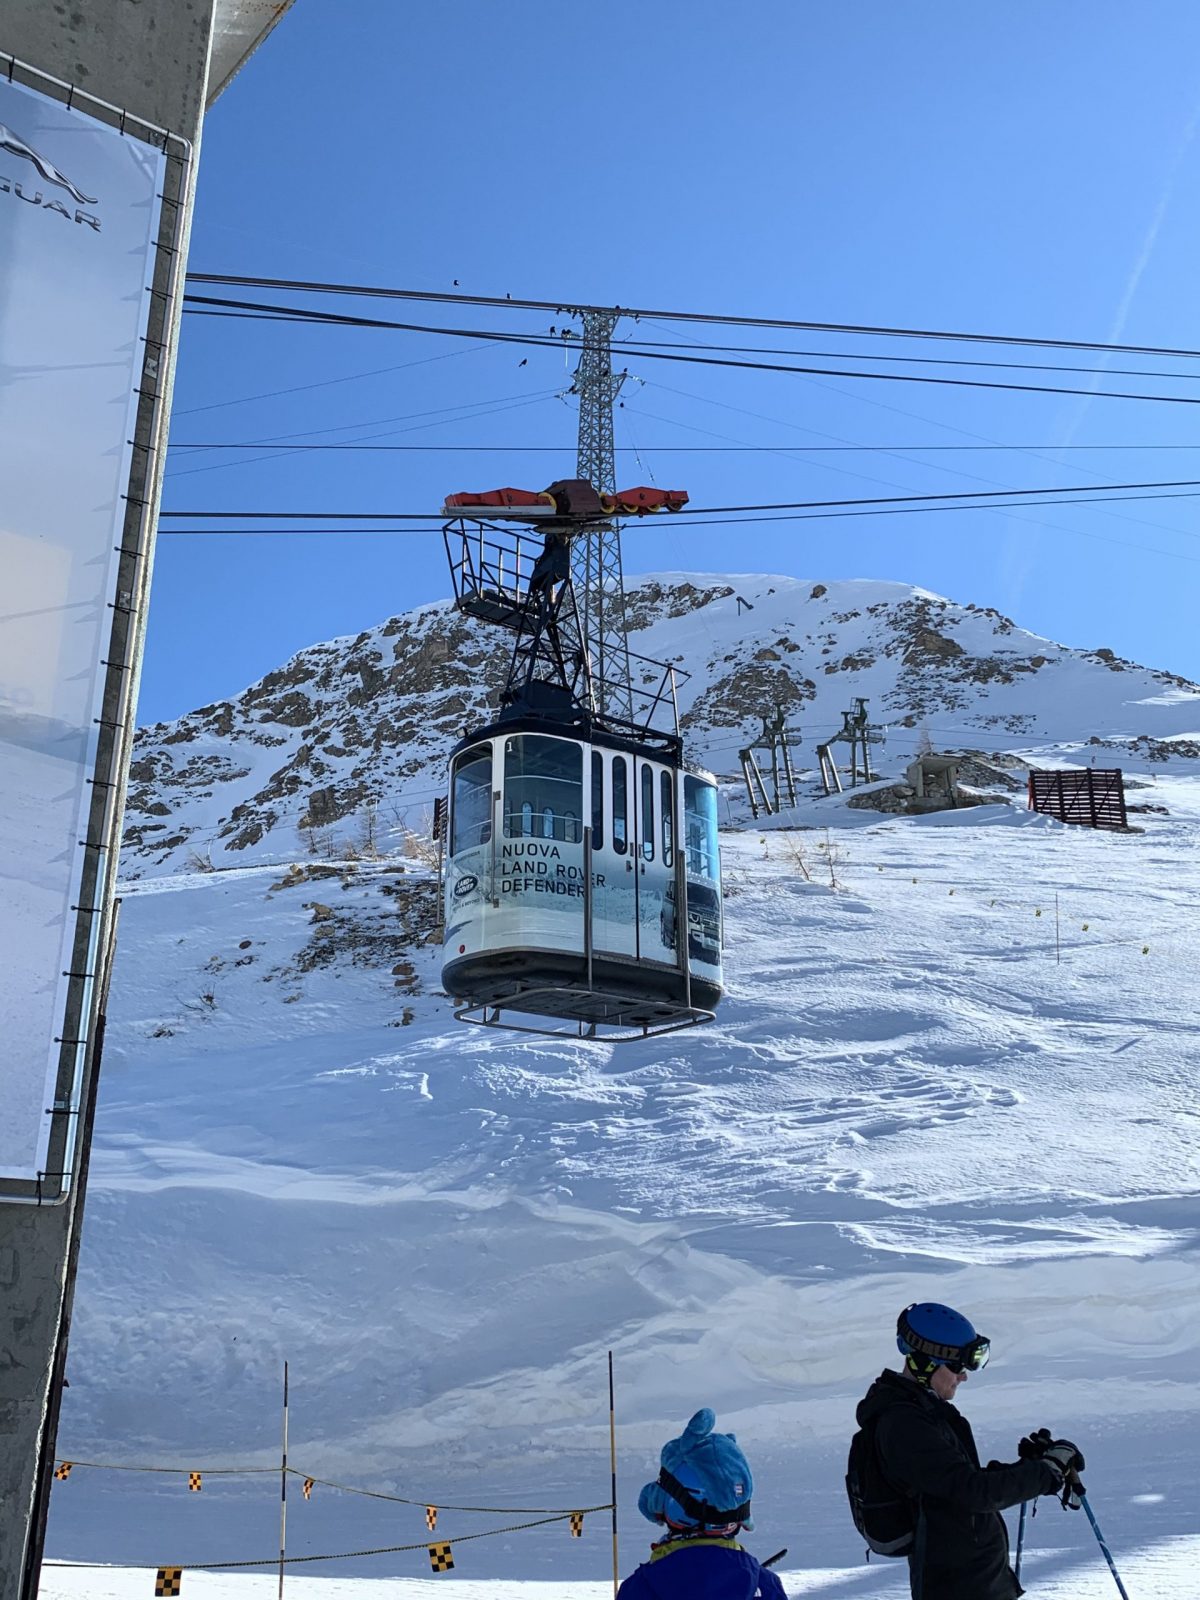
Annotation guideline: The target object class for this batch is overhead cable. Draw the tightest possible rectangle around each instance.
[174,341,500,418]
[634,368,1199,546]
[183,299,1200,380]
[156,487,1200,547]
[184,272,1200,362]
[170,388,566,452]
[166,391,565,480]
[164,441,1200,454]
[178,295,1200,408]
[158,476,1200,522]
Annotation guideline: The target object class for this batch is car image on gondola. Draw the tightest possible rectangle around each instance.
[661,879,722,967]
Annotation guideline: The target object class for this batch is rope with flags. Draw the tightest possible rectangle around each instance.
[50,1458,610,1515]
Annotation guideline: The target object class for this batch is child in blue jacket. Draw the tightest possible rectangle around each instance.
[617,1408,787,1600]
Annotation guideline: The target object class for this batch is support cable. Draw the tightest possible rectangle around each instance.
[162,440,1200,453]
[178,295,1200,408]
[157,476,1200,521]
[183,272,1200,362]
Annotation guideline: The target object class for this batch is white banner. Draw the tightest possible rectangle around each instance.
[0,77,165,1184]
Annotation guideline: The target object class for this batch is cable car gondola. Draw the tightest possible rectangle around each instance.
[440,478,723,1040]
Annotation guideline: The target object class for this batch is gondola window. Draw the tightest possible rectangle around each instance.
[591,751,604,850]
[612,756,628,854]
[684,774,718,878]
[504,736,583,843]
[661,771,674,867]
[641,764,655,862]
[451,747,492,852]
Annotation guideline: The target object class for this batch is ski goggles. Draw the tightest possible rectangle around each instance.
[943,1337,990,1374]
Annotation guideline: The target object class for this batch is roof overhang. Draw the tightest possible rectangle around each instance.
[207,0,297,106]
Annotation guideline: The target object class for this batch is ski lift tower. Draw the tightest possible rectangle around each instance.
[740,706,804,817]
[570,310,633,724]
[817,698,886,793]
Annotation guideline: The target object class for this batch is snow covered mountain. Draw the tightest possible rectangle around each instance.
[45,576,1200,1592]
[121,574,1200,874]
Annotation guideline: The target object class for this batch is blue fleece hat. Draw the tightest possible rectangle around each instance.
[637,1408,755,1531]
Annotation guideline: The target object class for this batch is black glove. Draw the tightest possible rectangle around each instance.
[1019,1429,1085,1508]
[1018,1427,1054,1461]
[1019,1428,1085,1472]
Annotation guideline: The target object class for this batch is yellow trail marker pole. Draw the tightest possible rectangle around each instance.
[608,1350,619,1600]
[278,1361,289,1600]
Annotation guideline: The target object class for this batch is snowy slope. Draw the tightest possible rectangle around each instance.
[120,574,1200,876]
[40,1537,1200,1599]
[47,787,1200,1587]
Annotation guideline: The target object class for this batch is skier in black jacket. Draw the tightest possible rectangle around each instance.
[856,1302,1084,1600]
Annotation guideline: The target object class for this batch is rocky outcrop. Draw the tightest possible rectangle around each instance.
[121,575,1200,876]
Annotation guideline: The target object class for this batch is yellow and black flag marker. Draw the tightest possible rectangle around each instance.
[154,1568,183,1597]
[428,1542,454,1573]
[570,1511,584,1538]
[187,1472,202,1493]
[302,1478,314,1501]
[54,1463,72,1482]
[425,1505,438,1532]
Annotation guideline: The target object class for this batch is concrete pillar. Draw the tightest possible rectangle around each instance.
[0,1207,71,1596]
[0,8,216,1596]
[2,4,217,131]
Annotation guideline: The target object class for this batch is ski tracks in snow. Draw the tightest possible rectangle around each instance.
[48,796,1200,1578]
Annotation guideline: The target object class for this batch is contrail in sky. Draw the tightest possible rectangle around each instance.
[1108,100,1200,343]
[1000,93,1200,604]
[1063,94,1200,434]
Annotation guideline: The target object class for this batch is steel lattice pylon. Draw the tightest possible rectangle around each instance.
[571,309,633,725]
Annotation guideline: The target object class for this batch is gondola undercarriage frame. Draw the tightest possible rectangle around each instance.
[453,983,716,1042]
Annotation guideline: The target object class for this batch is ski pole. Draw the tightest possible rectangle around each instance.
[762,1548,787,1569]
[1078,1492,1131,1600]
[1014,1501,1027,1584]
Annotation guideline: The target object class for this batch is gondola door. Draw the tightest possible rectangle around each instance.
[589,749,637,961]
[589,753,684,970]
[633,757,676,969]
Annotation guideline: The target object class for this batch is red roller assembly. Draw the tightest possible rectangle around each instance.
[443,487,556,511]
[605,487,689,514]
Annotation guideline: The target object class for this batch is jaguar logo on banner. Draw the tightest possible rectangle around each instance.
[0,116,102,227]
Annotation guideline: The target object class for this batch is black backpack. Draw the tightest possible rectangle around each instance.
[846,1419,916,1557]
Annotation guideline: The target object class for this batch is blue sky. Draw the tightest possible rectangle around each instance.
[145,0,1200,724]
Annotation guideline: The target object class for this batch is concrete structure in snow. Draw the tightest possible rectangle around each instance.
[906,754,963,806]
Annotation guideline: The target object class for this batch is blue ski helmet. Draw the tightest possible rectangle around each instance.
[897,1302,991,1381]
[637,1409,754,1531]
